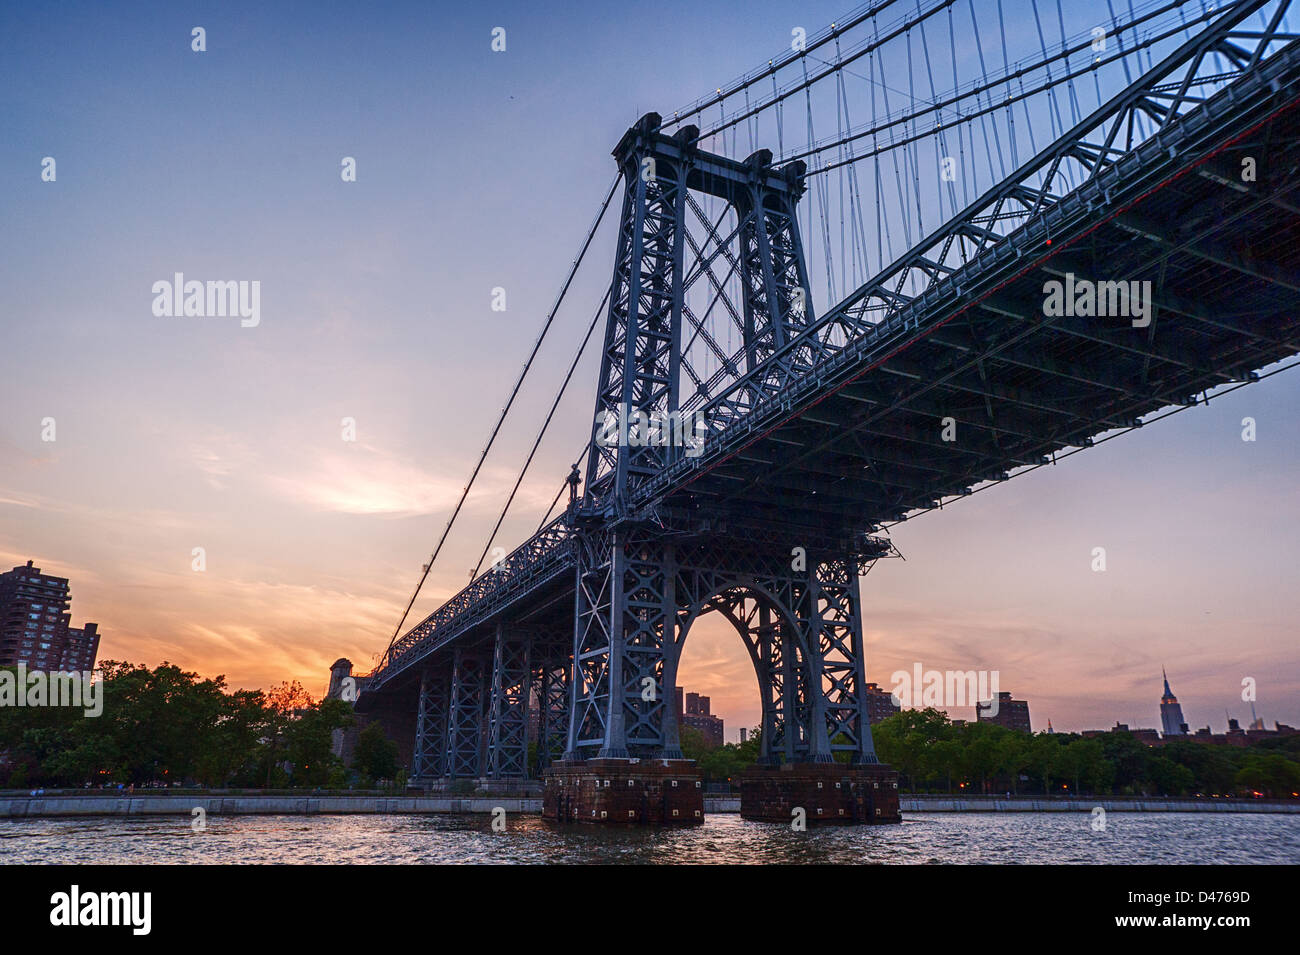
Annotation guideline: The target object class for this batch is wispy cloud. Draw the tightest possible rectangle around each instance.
[268,445,557,518]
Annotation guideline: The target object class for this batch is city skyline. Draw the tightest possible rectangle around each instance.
[3,0,1298,740]
[1,551,1283,742]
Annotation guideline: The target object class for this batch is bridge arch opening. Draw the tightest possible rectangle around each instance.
[672,579,815,767]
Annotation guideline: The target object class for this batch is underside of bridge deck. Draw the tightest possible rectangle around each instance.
[654,75,1300,541]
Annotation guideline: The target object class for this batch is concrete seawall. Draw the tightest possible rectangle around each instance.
[0,793,1294,817]
[900,796,1300,813]
[0,795,542,817]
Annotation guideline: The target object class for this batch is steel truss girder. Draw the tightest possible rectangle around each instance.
[638,2,1300,509]
[373,517,574,690]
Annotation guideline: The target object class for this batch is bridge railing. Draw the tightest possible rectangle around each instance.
[369,516,576,688]
[637,0,1296,509]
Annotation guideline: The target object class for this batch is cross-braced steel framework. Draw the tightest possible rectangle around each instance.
[565,530,884,762]
[585,115,818,509]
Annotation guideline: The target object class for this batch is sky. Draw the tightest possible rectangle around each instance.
[1,0,1297,741]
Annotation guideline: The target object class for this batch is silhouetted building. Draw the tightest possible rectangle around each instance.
[1191,723,1251,747]
[678,686,724,747]
[864,682,901,724]
[1160,669,1188,737]
[1243,711,1299,743]
[0,561,101,672]
[976,691,1031,732]
[1081,722,1162,745]
[61,623,100,672]
[1082,717,1297,748]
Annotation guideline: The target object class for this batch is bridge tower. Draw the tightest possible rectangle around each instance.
[543,114,901,824]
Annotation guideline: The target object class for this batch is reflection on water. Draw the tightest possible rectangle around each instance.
[1,812,1296,864]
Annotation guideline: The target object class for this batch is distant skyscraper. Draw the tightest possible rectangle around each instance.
[1160,668,1187,737]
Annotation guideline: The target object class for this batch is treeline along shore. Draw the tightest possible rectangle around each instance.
[2,663,1298,804]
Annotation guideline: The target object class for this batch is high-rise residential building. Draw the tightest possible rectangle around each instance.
[678,686,724,747]
[0,561,101,672]
[60,623,100,672]
[1160,669,1188,737]
[864,682,901,724]
[976,690,1032,732]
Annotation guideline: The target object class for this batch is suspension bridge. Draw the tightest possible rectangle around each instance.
[345,0,1300,824]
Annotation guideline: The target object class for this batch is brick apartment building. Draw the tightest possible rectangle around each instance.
[676,687,724,747]
[975,690,1032,732]
[0,561,101,671]
[864,682,901,724]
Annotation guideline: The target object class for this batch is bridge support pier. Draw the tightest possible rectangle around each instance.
[739,763,901,824]
[541,758,703,825]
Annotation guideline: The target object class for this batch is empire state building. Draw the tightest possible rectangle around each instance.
[1160,669,1188,737]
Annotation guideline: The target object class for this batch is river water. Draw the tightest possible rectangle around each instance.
[2,812,1297,864]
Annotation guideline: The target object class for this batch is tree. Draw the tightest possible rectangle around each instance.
[872,709,951,791]
[1056,737,1106,795]
[994,733,1028,795]
[1234,753,1300,798]
[927,739,963,793]
[1100,731,1150,794]
[1024,733,1061,795]
[1162,740,1239,794]
[195,689,271,787]
[959,722,1004,794]
[282,699,353,787]
[261,680,316,787]
[354,721,400,783]
[678,726,710,761]
[266,680,315,713]
[55,661,239,785]
[734,728,762,765]
[1147,755,1194,796]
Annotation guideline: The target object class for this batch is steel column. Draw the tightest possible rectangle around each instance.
[487,625,531,779]
[412,666,450,781]
[446,647,488,778]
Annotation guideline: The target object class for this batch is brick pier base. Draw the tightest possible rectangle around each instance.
[542,758,704,825]
[739,762,902,824]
